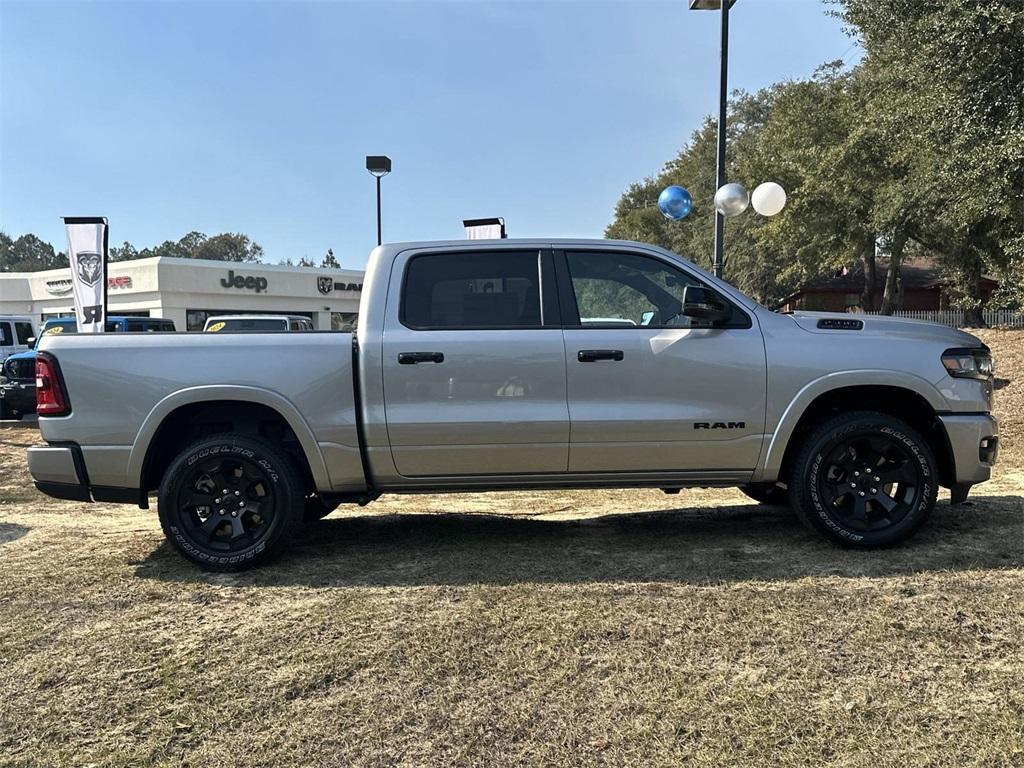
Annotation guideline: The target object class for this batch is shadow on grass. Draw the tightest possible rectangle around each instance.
[0,522,29,545]
[135,494,1024,587]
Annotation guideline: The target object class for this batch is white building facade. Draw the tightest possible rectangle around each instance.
[0,256,364,331]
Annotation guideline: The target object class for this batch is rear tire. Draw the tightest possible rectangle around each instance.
[157,434,304,570]
[740,483,788,506]
[789,411,937,548]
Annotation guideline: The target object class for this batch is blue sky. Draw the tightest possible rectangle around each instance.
[1,0,858,269]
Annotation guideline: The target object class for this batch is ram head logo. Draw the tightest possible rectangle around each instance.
[76,252,103,287]
[317,276,335,295]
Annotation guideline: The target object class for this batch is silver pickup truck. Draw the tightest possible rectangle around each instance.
[27,239,998,570]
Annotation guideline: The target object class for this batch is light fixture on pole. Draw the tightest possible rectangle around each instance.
[689,0,736,278]
[365,155,392,247]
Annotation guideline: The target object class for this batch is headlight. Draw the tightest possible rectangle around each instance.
[942,347,993,380]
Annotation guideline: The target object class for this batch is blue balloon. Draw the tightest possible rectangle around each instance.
[658,185,693,220]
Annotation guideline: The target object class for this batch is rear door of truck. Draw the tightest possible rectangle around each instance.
[380,246,568,477]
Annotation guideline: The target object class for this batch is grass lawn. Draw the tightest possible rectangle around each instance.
[1,331,1022,767]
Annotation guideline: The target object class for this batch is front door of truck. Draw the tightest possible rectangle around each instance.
[557,248,767,473]
[382,248,569,477]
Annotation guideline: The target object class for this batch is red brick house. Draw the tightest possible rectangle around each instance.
[777,257,999,313]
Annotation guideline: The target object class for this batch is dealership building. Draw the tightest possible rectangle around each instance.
[0,256,365,332]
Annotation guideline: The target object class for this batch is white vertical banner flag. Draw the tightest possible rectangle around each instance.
[463,217,506,240]
[63,217,108,333]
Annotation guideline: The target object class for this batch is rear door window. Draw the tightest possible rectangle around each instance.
[402,251,543,329]
[0,322,12,346]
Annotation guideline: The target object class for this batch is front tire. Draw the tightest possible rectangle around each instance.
[789,411,937,548]
[157,434,304,570]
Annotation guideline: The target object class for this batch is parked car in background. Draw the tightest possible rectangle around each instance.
[203,315,314,332]
[27,239,998,570]
[0,315,36,363]
[0,316,175,420]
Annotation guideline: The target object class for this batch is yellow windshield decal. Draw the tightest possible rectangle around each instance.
[44,326,65,336]
[206,322,226,333]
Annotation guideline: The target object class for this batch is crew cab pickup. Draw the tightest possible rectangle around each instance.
[28,240,998,570]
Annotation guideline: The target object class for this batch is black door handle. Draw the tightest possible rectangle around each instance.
[577,349,624,362]
[398,351,444,364]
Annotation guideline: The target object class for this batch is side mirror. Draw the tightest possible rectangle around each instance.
[682,285,730,323]
[26,337,36,347]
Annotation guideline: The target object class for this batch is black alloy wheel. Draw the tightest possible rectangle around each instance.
[158,435,304,570]
[790,411,937,548]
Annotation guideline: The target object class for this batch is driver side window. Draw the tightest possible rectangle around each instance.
[565,251,703,328]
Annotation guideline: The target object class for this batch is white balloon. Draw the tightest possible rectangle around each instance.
[714,183,749,218]
[751,182,787,216]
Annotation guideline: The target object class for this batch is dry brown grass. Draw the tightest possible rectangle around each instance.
[1,332,1022,767]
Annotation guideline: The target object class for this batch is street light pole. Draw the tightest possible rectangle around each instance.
[375,174,382,246]
[365,155,392,247]
[689,0,734,279]
[713,1,729,279]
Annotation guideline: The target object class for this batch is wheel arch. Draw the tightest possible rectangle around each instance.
[758,373,955,488]
[129,386,330,496]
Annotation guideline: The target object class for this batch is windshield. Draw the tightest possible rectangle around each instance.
[205,318,288,332]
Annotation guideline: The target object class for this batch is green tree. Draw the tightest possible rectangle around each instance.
[742,65,889,311]
[0,232,66,271]
[109,241,139,262]
[606,83,855,308]
[321,248,340,268]
[837,0,1024,323]
[193,232,264,263]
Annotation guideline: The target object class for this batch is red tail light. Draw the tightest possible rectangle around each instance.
[36,353,71,417]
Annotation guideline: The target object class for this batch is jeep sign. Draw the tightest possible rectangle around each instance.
[221,270,268,293]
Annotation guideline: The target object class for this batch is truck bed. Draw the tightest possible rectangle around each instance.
[36,331,365,493]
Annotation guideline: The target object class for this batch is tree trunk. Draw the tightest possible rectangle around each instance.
[880,233,907,315]
[960,251,986,328]
[860,235,878,311]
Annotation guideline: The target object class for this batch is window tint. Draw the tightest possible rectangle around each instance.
[403,251,542,329]
[15,322,34,344]
[215,319,288,332]
[565,251,703,328]
[0,323,11,346]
